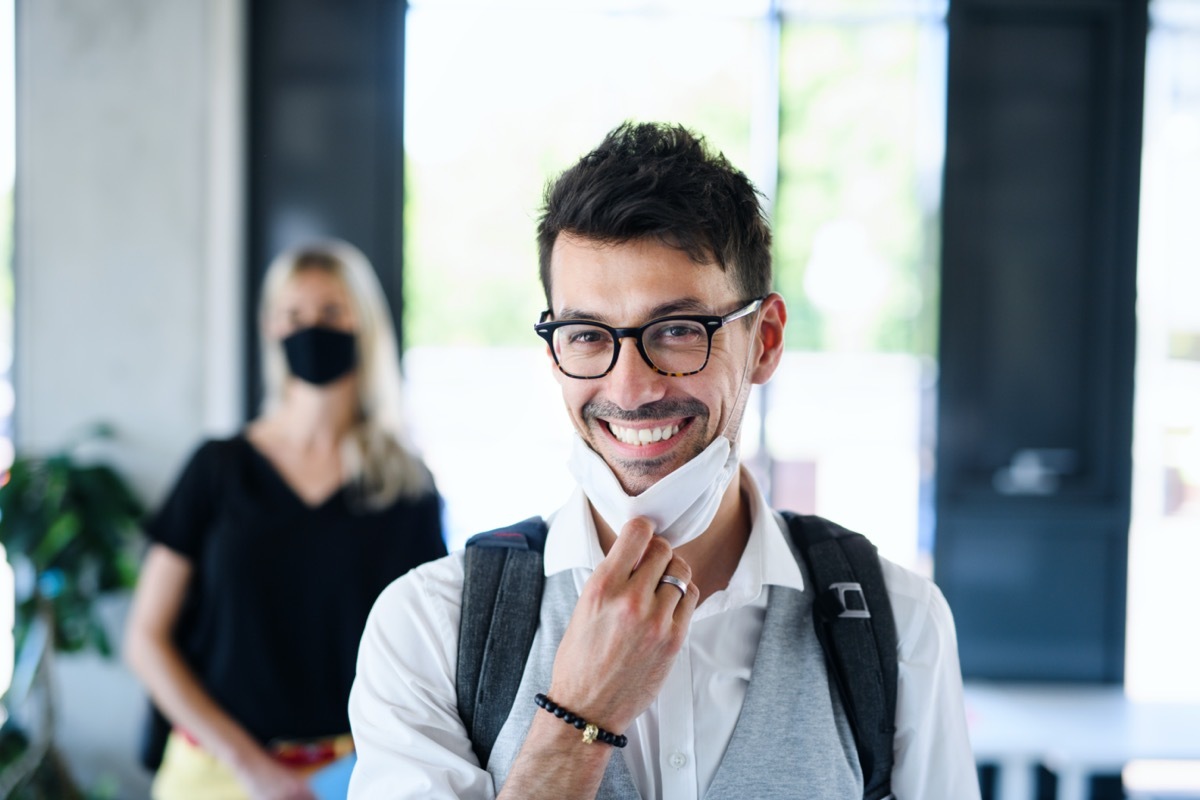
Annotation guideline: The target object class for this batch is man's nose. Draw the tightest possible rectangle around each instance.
[604,336,666,410]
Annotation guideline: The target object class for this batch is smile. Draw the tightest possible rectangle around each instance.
[606,422,683,447]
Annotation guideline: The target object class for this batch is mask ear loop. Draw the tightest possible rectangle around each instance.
[715,302,767,444]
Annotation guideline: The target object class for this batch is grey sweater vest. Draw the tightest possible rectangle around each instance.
[486,570,863,799]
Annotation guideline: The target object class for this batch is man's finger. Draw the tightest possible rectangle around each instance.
[652,554,693,603]
[672,577,701,625]
[599,516,657,575]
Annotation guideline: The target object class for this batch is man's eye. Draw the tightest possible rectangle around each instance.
[654,324,704,343]
[567,330,606,346]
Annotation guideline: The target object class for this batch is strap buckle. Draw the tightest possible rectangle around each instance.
[828,582,871,619]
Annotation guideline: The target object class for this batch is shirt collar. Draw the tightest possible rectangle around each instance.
[543,467,805,610]
[543,485,604,575]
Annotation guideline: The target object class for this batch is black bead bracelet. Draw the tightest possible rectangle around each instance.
[533,693,628,748]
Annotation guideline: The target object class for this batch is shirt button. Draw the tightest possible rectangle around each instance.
[668,752,687,769]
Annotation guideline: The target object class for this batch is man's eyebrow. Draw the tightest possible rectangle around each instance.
[555,298,713,323]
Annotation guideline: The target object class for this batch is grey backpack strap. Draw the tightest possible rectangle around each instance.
[456,517,549,768]
[783,512,899,800]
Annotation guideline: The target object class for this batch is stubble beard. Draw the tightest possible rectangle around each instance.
[582,398,711,495]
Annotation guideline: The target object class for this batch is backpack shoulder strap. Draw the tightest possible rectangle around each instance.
[781,511,899,800]
[457,516,549,769]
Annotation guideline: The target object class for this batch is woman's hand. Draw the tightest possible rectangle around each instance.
[233,751,319,800]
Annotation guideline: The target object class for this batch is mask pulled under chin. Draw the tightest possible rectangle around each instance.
[567,431,740,548]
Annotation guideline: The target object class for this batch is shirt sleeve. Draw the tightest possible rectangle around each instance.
[347,551,497,800]
[882,558,982,800]
[144,440,222,560]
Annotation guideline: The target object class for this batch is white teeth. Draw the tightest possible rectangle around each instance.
[610,423,681,447]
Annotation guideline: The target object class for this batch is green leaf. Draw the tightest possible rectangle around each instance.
[0,425,146,659]
[32,511,81,566]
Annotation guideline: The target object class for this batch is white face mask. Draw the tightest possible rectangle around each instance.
[567,431,740,548]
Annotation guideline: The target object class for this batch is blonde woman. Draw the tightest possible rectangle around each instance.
[125,241,446,799]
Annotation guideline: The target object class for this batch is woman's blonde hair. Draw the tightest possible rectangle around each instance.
[259,240,430,509]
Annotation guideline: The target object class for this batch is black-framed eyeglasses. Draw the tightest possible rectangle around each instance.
[534,298,764,379]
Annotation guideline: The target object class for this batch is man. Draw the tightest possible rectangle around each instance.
[348,122,980,799]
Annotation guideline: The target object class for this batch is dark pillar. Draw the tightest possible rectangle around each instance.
[935,0,1147,682]
[245,0,404,414]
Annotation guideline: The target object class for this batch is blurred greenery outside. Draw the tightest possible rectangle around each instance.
[776,22,939,356]
[403,9,940,357]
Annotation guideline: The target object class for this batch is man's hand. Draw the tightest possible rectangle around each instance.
[547,516,701,734]
[497,517,700,800]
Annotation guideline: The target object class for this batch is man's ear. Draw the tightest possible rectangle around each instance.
[749,293,787,385]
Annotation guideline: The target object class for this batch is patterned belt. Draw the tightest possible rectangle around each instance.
[269,734,355,768]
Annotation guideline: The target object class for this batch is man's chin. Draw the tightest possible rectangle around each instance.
[583,425,709,494]
[604,454,680,496]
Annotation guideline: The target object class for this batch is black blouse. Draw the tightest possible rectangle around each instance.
[146,435,446,743]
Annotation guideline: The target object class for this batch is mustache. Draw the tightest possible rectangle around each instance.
[582,398,708,423]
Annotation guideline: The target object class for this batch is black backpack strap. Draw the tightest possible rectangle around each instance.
[456,516,549,769]
[782,511,899,800]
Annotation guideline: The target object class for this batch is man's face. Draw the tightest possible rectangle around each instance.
[546,233,784,496]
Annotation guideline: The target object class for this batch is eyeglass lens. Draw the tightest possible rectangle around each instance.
[551,319,710,377]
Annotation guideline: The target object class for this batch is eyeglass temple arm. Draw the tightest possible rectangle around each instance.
[721,297,764,325]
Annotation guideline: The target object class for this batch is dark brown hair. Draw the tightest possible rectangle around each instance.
[536,122,772,307]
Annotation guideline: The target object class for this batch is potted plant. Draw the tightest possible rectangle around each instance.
[0,422,144,798]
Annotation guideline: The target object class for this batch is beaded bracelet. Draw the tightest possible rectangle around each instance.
[533,693,628,748]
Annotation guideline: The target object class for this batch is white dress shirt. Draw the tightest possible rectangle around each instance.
[348,470,980,799]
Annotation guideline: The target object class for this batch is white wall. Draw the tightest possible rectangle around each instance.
[14,0,244,795]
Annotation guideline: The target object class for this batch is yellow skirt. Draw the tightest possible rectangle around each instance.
[151,730,355,800]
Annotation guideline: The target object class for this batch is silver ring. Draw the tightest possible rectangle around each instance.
[658,574,688,598]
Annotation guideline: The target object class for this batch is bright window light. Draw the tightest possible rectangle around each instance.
[1126,0,1200,705]
[402,1,944,570]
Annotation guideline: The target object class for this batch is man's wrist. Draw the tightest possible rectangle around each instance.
[534,693,628,748]
[498,711,614,800]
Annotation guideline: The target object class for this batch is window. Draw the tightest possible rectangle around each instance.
[403,0,948,559]
[770,3,946,569]
[0,0,14,700]
[1126,0,1200,703]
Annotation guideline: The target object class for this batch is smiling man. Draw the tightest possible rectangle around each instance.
[348,123,980,800]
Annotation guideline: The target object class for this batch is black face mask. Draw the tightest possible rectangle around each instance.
[282,326,357,386]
